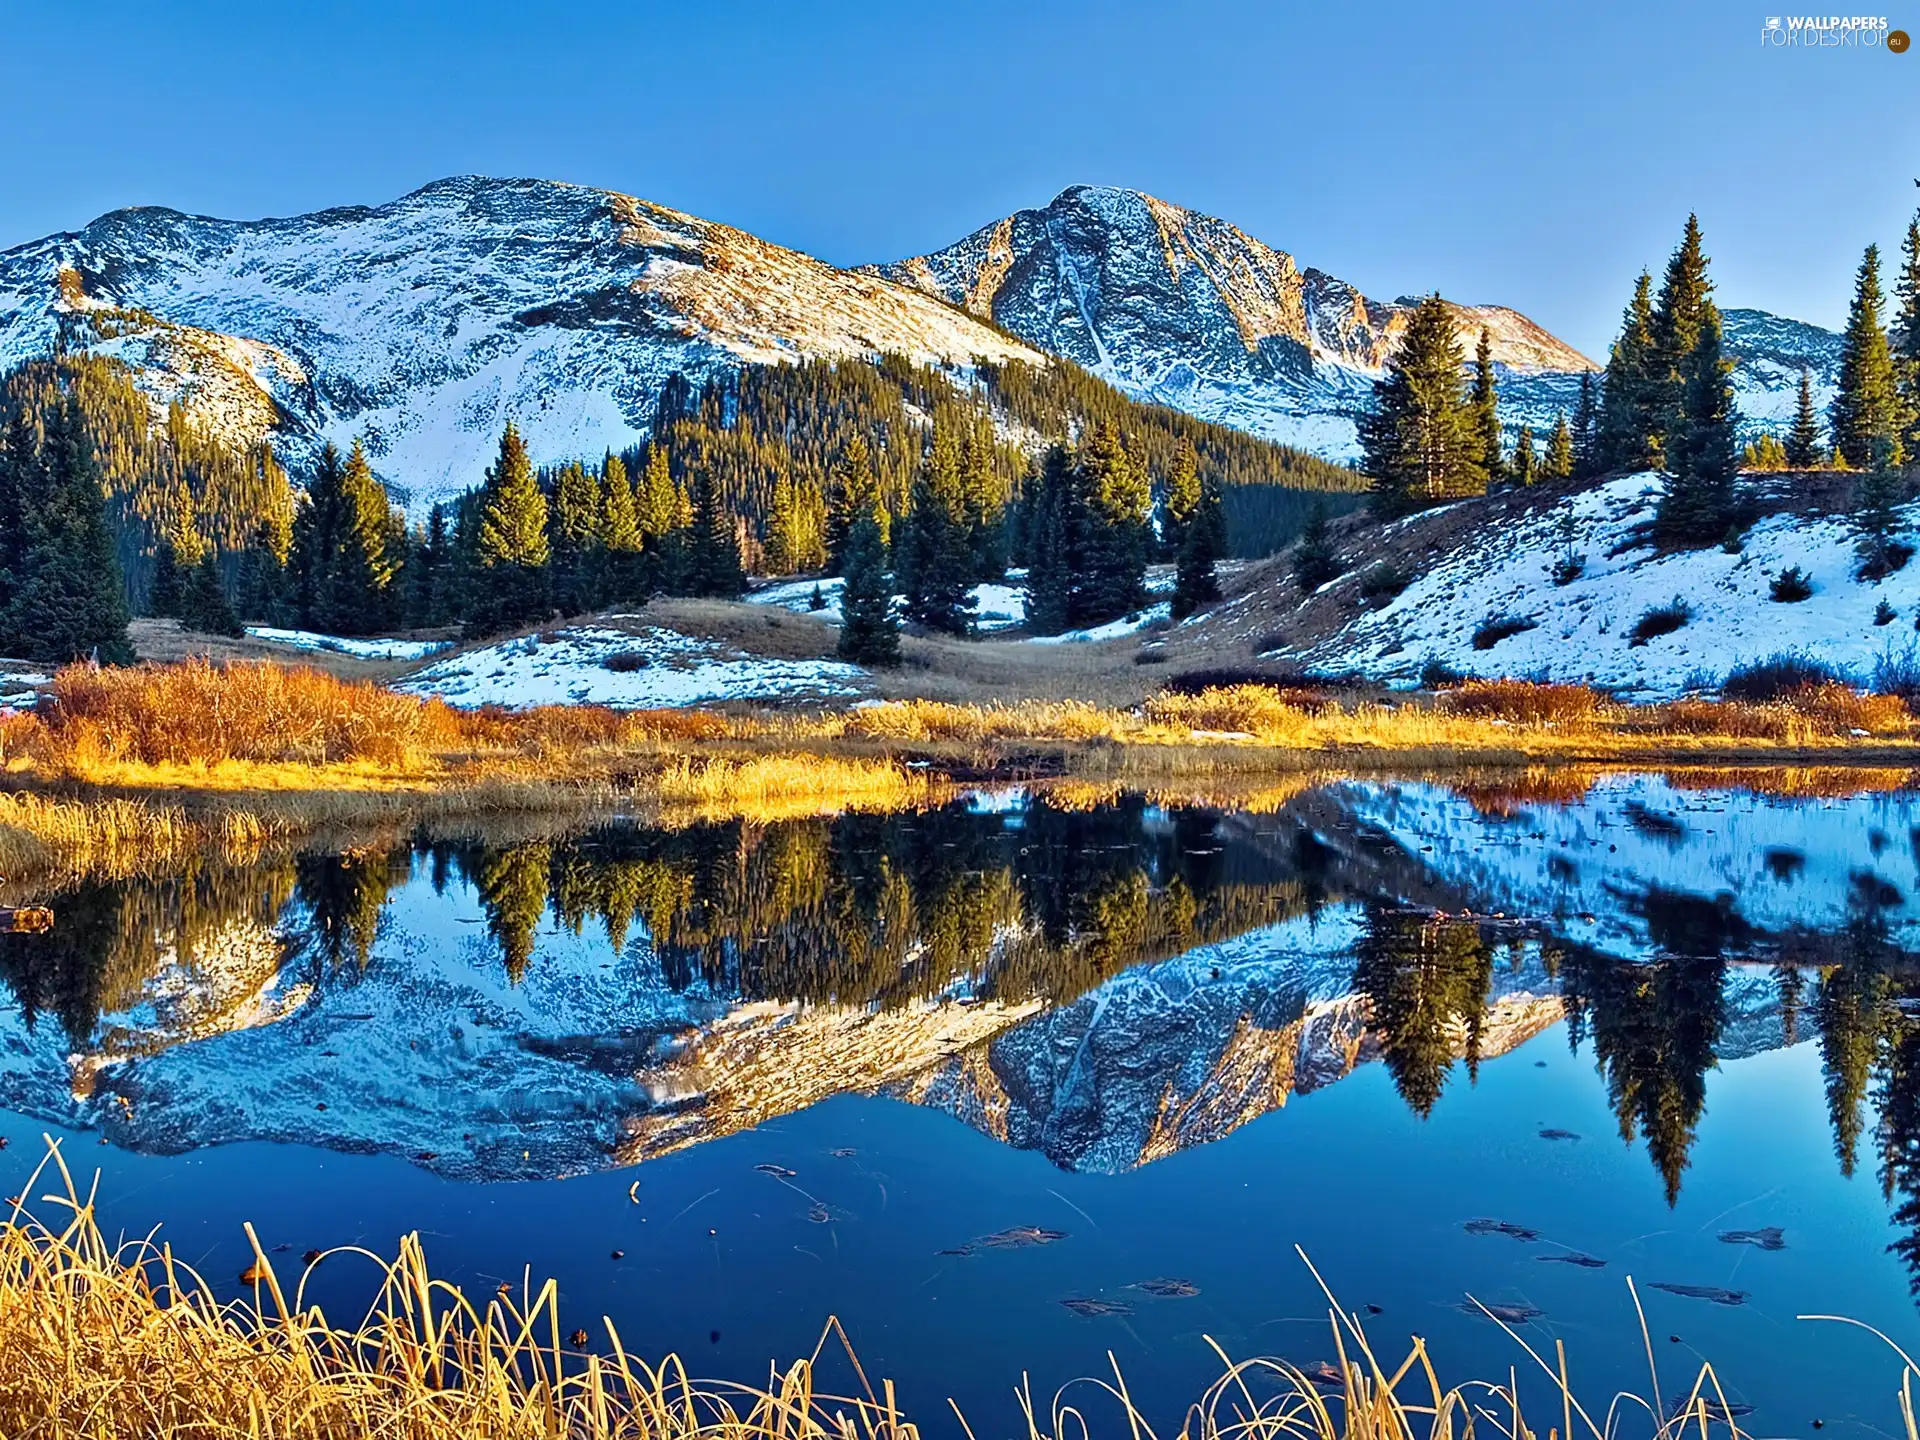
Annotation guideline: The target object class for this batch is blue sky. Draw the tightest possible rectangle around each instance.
[3,0,1915,356]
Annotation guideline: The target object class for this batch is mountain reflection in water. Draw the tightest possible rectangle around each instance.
[2,773,1920,1296]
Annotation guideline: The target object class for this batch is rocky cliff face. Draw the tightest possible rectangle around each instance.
[0,176,1046,503]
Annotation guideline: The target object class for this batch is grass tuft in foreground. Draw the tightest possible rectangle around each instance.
[0,1141,1907,1440]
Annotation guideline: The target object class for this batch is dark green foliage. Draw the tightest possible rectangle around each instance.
[1628,597,1692,646]
[824,434,886,572]
[1656,306,1742,547]
[1469,327,1503,485]
[1832,245,1907,472]
[1786,368,1824,469]
[1599,271,1662,472]
[1768,565,1814,603]
[5,399,132,664]
[1021,426,1152,634]
[1548,500,1586,586]
[836,510,898,666]
[182,550,241,636]
[1160,437,1202,558]
[898,426,975,634]
[1649,216,1714,446]
[1542,411,1574,482]
[1351,906,1494,1118]
[546,461,602,614]
[1894,216,1920,459]
[1509,425,1536,487]
[1171,474,1226,621]
[1021,448,1073,635]
[1291,500,1340,594]
[1570,372,1601,480]
[471,422,550,632]
[291,439,403,635]
[685,465,745,600]
[1854,465,1912,580]
[763,471,825,576]
[1359,295,1486,515]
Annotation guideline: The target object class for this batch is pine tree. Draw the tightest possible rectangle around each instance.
[1021,446,1074,635]
[1741,433,1789,471]
[1599,272,1662,471]
[958,422,1007,579]
[1291,499,1340,594]
[898,426,975,634]
[7,399,131,664]
[825,435,886,571]
[1649,215,1714,444]
[1160,437,1202,557]
[472,421,550,632]
[836,510,898,665]
[409,505,449,627]
[149,480,202,618]
[596,453,643,604]
[1570,372,1601,480]
[764,471,804,576]
[1831,245,1906,472]
[1894,215,1920,458]
[685,466,744,599]
[1073,420,1151,623]
[0,410,35,622]
[1509,425,1537,487]
[1171,474,1226,620]
[182,549,240,637]
[1854,463,1910,579]
[1542,411,1574,481]
[547,460,602,614]
[1656,304,1741,547]
[1469,327,1504,485]
[1786,368,1824,469]
[1359,294,1486,514]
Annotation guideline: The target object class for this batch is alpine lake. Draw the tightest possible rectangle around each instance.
[2,770,1917,1433]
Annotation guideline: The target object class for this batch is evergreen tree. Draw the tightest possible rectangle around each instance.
[1656,304,1741,546]
[472,422,550,632]
[290,439,401,635]
[1542,411,1574,481]
[596,453,643,604]
[764,471,805,576]
[685,466,744,599]
[407,507,447,628]
[836,510,898,665]
[1570,372,1602,480]
[1786,368,1824,469]
[1072,419,1151,623]
[182,549,240,637]
[7,399,131,664]
[1509,425,1537,487]
[958,422,1007,578]
[1291,499,1340,594]
[1171,474,1226,620]
[1895,215,1920,458]
[1469,326,1504,485]
[1648,215,1714,444]
[1021,446,1074,635]
[825,435,886,571]
[1359,294,1486,514]
[1831,244,1906,472]
[1160,437,1202,557]
[898,427,975,634]
[0,411,35,621]
[148,480,201,618]
[1741,433,1789,471]
[1855,463,1910,579]
[1599,271,1662,471]
[547,460,602,614]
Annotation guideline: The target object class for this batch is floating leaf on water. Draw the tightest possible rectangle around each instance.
[1538,1128,1582,1142]
[1059,1296,1133,1318]
[568,1329,590,1348]
[1128,1277,1200,1297]
[1536,1252,1607,1268]
[1646,1283,1750,1306]
[1458,1300,1545,1324]
[1463,1218,1542,1242]
[976,1225,1068,1249]
[1717,1226,1785,1251]
[302,1249,323,1266]
[755,1163,797,1179]
[1301,1361,1346,1388]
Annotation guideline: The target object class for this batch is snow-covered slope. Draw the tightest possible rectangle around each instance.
[1268,472,1920,696]
[879,188,1839,457]
[0,177,1047,504]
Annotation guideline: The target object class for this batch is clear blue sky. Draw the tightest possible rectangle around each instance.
[3,0,1915,357]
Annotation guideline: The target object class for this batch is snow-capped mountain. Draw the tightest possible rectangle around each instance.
[0,176,1047,503]
[878,186,1844,455]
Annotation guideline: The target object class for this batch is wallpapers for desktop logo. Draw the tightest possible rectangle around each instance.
[1761,14,1906,46]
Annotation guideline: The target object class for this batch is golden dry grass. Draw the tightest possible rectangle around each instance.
[645,755,941,824]
[0,1139,1871,1440]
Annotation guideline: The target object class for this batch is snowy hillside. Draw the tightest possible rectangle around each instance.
[0,176,1046,504]
[1266,473,1920,697]
[879,187,1840,458]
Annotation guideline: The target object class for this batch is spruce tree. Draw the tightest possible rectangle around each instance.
[1470,327,1504,485]
[410,505,449,627]
[1291,499,1339,594]
[8,399,131,664]
[898,427,975,634]
[1543,411,1574,482]
[182,550,240,637]
[1160,437,1202,557]
[685,466,744,599]
[1656,304,1741,547]
[1359,294,1485,514]
[1831,245,1905,472]
[1786,368,1824,469]
[836,510,898,665]
[1649,215,1713,444]
[764,471,804,576]
[1021,446,1074,635]
[1598,272,1662,471]
[473,421,550,632]
[1171,474,1226,620]
[825,435,886,571]
[958,422,1007,579]
[1895,215,1920,458]
[597,453,643,604]
[547,460,602,614]
[0,410,35,623]
[1509,425,1537,487]
[1854,463,1910,579]
[149,481,202,619]
[1570,372,1601,480]
[1073,419,1151,623]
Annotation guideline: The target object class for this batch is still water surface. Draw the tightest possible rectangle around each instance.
[1,772,1918,1430]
